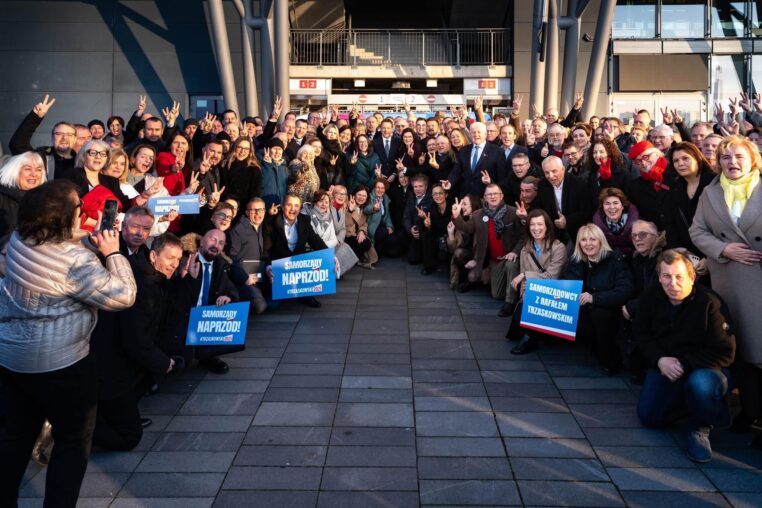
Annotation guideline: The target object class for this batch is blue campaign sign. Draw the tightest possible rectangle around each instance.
[148,194,200,216]
[186,301,250,346]
[520,279,583,341]
[271,248,336,300]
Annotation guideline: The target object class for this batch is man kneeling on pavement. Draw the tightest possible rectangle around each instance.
[635,249,735,463]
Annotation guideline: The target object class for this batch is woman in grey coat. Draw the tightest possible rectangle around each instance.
[690,135,762,442]
[0,180,136,506]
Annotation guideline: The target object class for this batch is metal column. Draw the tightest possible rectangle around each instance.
[241,1,257,117]
[582,0,617,119]
[560,0,581,113]
[274,0,290,116]
[208,0,240,116]
[530,0,549,113]
[544,0,560,112]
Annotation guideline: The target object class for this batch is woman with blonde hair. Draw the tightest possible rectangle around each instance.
[287,144,321,203]
[562,223,635,374]
[690,135,762,442]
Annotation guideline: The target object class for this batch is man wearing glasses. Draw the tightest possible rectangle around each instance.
[228,198,269,314]
[8,94,77,180]
[453,184,522,316]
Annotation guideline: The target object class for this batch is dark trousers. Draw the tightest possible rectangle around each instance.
[577,306,622,371]
[374,225,401,258]
[346,235,372,260]
[0,355,97,508]
[421,229,448,270]
[91,390,142,451]
[733,361,762,420]
[407,237,423,265]
[638,368,729,429]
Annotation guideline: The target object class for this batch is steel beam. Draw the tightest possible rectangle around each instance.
[209,0,239,116]
[274,0,290,117]
[544,0,560,113]
[582,0,617,119]
[560,0,580,113]
[530,0,549,113]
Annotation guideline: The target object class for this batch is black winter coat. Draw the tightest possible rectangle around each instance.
[562,250,635,309]
[634,283,735,373]
[663,170,715,256]
[91,255,172,400]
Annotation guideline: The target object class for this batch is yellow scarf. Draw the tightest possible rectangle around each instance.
[720,170,760,224]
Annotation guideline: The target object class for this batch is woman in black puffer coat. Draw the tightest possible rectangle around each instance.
[562,223,635,374]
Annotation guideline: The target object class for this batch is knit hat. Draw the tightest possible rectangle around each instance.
[628,140,655,161]
[155,152,177,175]
[87,119,105,130]
[184,117,198,128]
[266,137,285,150]
[216,132,231,143]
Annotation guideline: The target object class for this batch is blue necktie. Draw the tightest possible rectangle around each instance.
[201,262,211,306]
[471,146,480,172]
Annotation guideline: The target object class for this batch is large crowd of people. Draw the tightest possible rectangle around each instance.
[0,89,761,504]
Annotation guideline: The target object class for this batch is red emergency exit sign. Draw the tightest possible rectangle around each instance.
[478,80,496,89]
[299,80,317,89]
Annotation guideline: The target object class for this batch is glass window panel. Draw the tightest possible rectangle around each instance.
[751,2,762,36]
[661,1,706,39]
[712,1,746,37]
[752,55,762,94]
[613,0,657,38]
[712,55,745,122]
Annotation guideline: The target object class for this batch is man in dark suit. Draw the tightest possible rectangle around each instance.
[158,228,240,374]
[499,124,529,165]
[265,194,329,308]
[372,119,402,177]
[285,119,308,160]
[445,122,507,197]
[401,174,433,269]
[534,156,593,244]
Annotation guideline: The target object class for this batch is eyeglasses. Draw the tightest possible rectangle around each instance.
[484,193,502,197]
[54,131,75,138]
[335,192,348,196]
[432,191,446,196]
[214,213,233,220]
[86,150,108,158]
[247,207,266,213]
[631,232,654,240]
[236,146,251,151]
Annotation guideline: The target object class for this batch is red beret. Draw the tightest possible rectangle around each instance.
[628,140,655,161]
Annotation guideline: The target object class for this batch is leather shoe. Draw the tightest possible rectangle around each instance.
[457,281,472,293]
[301,296,322,308]
[498,302,515,317]
[140,418,153,429]
[511,336,538,355]
[201,357,229,374]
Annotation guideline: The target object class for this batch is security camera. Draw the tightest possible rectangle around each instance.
[582,33,594,42]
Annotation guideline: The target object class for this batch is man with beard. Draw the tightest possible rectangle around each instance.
[90,233,184,450]
[8,95,77,180]
[160,229,240,374]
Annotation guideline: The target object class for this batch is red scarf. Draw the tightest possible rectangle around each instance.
[332,201,343,211]
[640,157,669,191]
[598,159,612,181]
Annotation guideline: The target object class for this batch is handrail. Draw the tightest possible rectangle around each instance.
[290,28,510,67]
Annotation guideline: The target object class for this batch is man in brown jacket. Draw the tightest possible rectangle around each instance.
[453,183,523,316]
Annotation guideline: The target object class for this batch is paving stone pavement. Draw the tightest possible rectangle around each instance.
[19,259,762,507]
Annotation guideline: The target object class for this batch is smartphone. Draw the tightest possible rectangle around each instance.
[688,254,701,268]
[100,200,119,231]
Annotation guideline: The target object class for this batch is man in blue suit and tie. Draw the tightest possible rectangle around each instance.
[444,122,507,197]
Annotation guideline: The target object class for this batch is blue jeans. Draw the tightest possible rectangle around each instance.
[637,367,729,429]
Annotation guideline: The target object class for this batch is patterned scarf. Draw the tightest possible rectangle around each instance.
[605,212,628,236]
[484,202,509,237]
